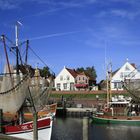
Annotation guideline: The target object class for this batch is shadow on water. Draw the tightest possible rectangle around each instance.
[51,117,140,140]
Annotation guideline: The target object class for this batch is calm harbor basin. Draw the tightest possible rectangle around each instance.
[51,117,140,140]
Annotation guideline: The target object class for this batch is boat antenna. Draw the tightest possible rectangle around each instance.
[15,21,22,75]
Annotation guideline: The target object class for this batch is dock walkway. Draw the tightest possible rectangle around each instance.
[66,108,93,117]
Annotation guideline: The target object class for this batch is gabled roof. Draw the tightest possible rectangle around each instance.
[131,63,136,69]
[112,68,120,76]
[77,71,87,76]
[66,68,78,78]
[65,67,95,80]
[112,62,136,76]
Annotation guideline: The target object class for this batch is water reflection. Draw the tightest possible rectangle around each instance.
[89,123,140,140]
[51,117,140,140]
[51,117,83,140]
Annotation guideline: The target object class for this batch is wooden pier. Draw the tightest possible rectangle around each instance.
[66,108,93,117]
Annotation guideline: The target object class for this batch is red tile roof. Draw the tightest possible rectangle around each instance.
[66,68,78,78]
[131,63,136,68]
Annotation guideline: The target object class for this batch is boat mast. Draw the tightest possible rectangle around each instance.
[106,62,112,104]
[15,21,24,125]
[25,40,29,65]
[1,35,12,76]
[15,21,22,75]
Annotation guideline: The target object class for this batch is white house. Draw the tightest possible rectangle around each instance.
[55,67,76,91]
[111,61,140,90]
[55,67,94,91]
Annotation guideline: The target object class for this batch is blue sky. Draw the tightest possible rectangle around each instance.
[0,0,140,82]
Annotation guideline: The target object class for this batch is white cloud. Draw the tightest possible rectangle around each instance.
[111,9,140,20]
[30,0,97,9]
[0,0,18,10]
[0,0,29,10]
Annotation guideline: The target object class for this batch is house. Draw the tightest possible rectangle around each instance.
[55,67,76,91]
[75,72,89,90]
[55,66,95,91]
[111,61,140,90]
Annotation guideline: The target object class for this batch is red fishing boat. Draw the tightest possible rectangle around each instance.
[4,116,53,140]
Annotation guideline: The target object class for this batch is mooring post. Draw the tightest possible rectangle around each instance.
[0,109,3,133]
[28,87,38,140]
[83,117,88,140]
[33,112,38,140]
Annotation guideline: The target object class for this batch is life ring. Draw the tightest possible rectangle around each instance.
[103,104,109,112]
[104,108,109,112]
[104,103,108,108]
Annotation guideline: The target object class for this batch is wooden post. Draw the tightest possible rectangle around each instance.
[83,117,88,140]
[28,87,38,140]
[33,112,38,140]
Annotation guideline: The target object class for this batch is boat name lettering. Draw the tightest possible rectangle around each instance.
[21,124,33,130]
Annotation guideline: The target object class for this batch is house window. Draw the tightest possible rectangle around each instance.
[63,83,67,89]
[114,82,117,89]
[79,77,81,80]
[120,72,123,78]
[70,82,74,90]
[60,76,63,81]
[124,72,130,78]
[114,82,122,89]
[57,83,61,90]
[118,82,122,89]
[67,75,70,80]
[125,65,130,71]
[83,77,85,80]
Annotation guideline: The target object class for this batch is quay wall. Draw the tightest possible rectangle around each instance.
[52,90,128,94]
[50,90,128,108]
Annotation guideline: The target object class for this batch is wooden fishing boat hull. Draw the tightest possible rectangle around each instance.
[92,115,140,125]
[3,103,57,121]
[4,116,53,140]
[24,103,57,120]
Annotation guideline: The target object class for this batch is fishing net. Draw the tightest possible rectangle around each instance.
[26,76,53,112]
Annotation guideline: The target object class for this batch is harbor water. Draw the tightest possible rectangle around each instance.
[51,117,140,140]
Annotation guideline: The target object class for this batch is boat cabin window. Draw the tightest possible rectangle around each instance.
[111,104,127,108]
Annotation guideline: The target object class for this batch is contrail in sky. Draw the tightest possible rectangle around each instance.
[29,31,80,41]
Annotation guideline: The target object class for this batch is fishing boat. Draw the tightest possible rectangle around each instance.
[0,22,55,139]
[4,116,53,140]
[3,103,57,121]
[93,97,140,125]
[92,115,140,125]
[92,62,140,125]
[24,103,57,120]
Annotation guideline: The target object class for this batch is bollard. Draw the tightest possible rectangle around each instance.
[83,117,88,140]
